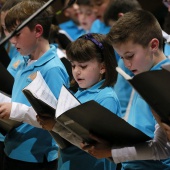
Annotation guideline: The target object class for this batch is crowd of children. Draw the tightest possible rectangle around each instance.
[0,0,170,170]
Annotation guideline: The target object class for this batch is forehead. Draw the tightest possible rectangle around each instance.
[92,0,110,5]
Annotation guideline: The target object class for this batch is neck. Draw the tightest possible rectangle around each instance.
[30,39,50,60]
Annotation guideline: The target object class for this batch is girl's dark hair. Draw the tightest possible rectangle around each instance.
[66,33,118,88]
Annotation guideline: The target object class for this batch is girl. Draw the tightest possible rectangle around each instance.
[37,33,122,170]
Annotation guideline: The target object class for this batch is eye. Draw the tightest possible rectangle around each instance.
[125,54,134,60]
[80,65,87,69]
[71,65,75,69]
[15,32,21,37]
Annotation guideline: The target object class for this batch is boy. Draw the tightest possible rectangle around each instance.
[59,0,84,40]
[2,1,69,170]
[77,0,96,33]
[90,0,111,34]
[82,10,170,169]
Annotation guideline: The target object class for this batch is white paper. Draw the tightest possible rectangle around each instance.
[55,85,81,118]
[23,71,57,109]
[116,67,132,80]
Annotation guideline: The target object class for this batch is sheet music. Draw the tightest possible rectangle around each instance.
[55,85,80,118]
[0,92,11,103]
[23,71,57,109]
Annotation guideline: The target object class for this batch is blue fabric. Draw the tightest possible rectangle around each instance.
[5,43,18,60]
[164,43,170,57]
[122,58,170,170]
[114,59,133,117]
[0,133,5,142]
[59,20,85,40]
[7,53,26,77]
[4,45,70,163]
[58,80,121,170]
[90,19,110,34]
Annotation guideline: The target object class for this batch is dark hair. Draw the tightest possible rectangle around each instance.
[104,0,141,25]
[0,0,22,12]
[66,33,118,88]
[5,0,53,39]
[77,0,91,6]
[107,10,163,50]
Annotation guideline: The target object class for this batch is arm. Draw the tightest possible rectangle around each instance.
[82,124,170,163]
[0,102,42,128]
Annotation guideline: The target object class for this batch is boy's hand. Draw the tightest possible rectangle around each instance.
[81,133,112,159]
[36,115,56,131]
[0,103,12,119]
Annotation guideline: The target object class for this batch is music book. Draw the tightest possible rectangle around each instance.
[0,92,22,135]
[22,71,151,147]
[116,65,170,125]
[0,62,14,96]
[0,46,10,68]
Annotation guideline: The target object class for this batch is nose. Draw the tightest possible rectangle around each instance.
[123,59,132,69]
[10,36,16,45]
[73,67,81,75]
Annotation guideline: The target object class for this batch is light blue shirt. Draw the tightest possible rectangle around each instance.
[164,43,170,57]
[58,80,121,170]
[90,19,111,34]
[4,45,70,163]
[122,58,170,170]
[59,20,85,40]
[114,59,133,117]
[7,53,26,77]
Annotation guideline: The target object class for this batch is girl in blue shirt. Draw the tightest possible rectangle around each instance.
[36,33,122,170]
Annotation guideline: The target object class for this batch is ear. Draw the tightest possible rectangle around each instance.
[150,38,159,52]
[34,24,43,38]
[63,9,70,17]
[100,63,106,75]
[118,12,124,19]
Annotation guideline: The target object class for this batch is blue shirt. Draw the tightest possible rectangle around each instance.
[7,53,26,77]
[58,80,121,170]
[90,19,111,34]
[122,58,170,170]
[59,20,85,40]
[4,45,70,163]
[164,43,170,57]
[114,59,133,117]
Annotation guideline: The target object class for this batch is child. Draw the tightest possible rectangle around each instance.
[1,1,69,170]
[90,0,111,34]
[59,0,84,40]
[0,33,122,170]
[76,0,97,33]
[37,33,121,170]
[0,0,25,78]
[102,0,142,118]
[82,10,170,169]
[0,1,24,169]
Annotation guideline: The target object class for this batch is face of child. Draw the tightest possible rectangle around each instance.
[64,3,80,24]
[78,5,97,31]
[10,26,37,56]
[71,58,105,89]
[113,41,155,75]
[91,0,110,21]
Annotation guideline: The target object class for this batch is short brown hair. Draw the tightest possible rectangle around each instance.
[107,10,163,50]
[5,0,53,39]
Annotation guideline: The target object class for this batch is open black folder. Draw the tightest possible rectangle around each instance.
[116,64,170,125]
[22,71,151,147]
[0,62,14,96]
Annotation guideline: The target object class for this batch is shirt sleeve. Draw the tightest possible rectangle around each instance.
[111,124,170,163]
[10,102,42,128]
